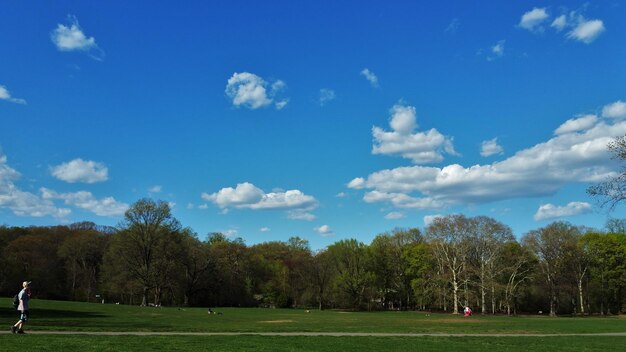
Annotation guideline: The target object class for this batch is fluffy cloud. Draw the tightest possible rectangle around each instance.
[0,153,70,218]
[534,202,592,221]
[372,104,458,164]
[314,225,333,236]
[602,101,626,119]
[51,158,108,184]
[551,15,567,31]
[319,88,336,106]
[554,114,599,135]
[51,15,103,59]
[0,85,26,105]
[480,138,504,157]
[350,102,626,210]
[202,182,318,219]
[148,185,162,193]
[41,188,128,217]
[424,214,444,226]
[225,72,287,110]
[360,68,379,87]
[519,8,549,32]
[568,18,605,44]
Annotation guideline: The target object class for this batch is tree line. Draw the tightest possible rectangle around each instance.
[1,198,625,316]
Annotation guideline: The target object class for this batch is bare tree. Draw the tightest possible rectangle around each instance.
[587,135,626,210]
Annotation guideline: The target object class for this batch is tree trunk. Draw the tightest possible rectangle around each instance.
[578,278,585,315]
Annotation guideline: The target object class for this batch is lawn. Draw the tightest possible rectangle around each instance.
[1,298,625,351]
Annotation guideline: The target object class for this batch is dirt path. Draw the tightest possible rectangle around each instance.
[5,331,626,337]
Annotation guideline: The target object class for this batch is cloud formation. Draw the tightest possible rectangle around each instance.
[51,158,108,184]
[314,224,333,236]
[519,8,549,32]
[0,85,26,105]
[225,72,288,110]
[319,88,336,106]
[384,211,405,220]
[350,101,625,211]
[0,153,70,218]
[360,68,379,87]
[51,15,103,59]
[41,188,128,216]
[534,201,592,221]
[372,104,458,164]
[480,138,504,157]
[602,100,626,119]
[202,182,318,220]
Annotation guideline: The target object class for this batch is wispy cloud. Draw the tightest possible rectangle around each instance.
[319,88,336,106]
[0,85,26,105]
[51,15,104,60]
[360,68,379,87]
[480,138,504,157]
[519,7,549,32]
[534,201,592,221]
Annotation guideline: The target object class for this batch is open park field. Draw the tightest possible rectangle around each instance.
[1,298,626,351]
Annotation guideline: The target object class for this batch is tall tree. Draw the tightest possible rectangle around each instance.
[426,215,473,314]
[327,239,373,309]
[107,198,181,306]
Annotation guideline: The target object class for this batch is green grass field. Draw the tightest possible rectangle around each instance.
[1,297,625,351]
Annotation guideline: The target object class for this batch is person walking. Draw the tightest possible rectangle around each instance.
[11,281,31,334]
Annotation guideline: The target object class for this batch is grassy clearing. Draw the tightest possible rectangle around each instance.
[0,335,624,352]
[1,298,626,334]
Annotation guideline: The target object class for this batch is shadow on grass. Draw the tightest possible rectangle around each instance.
[0,306,107,320]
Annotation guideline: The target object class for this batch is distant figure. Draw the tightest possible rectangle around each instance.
[11,281,31,334]
[463,306,472,317]
[208,308,215,314]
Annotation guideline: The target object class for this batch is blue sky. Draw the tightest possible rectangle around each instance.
[1,1,625,249]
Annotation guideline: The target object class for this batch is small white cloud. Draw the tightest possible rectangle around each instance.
[445,18,460,34]
[168,201,176,209]
[480,138,504,157]
[491,40,505,58]
[385,212,405,220]
[0,85,26,105]
[534,201,592,221]
[51,158,108,184]
[319,88,336,106]
[568,18,605,44]
[260,227,271,232]
[519,7,550,32]
[223,229,239,238]
[602,100,626,119]
[225,72,288,110]
[198,203,209,209]
[41,187,128,216]
[287,209,316,221]
[51,15,103,59]
[275,99,289,110]
[555,114,598,135]
[314,224,333,236]
[360,68,379,87]
[372,104,458,164]
[347,177,366,189]
[424,214,444,226]
[186,203,194,209]
[551,15,567,31]
[148,185,162,193]
[203,182,318,219]
[336,192,347,198]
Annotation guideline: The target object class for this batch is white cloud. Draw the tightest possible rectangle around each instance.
[287,209,316,221]
[480,138,504,157]
[490,40,505,59]
[0,85,26,105]
[260,227,271,232]
[314,225,333,236]
[519,8,549,32]
[225,72,288,110]
[202,182,318,219]
[223,229,240,238]
[445,18,460,34]
[555,114,599,135]
[602,100,626,119]
[149,185,162,193]
[198,203,209,210]
[51,158,108,184]
[372,104,458,164]
[551,15,567,31]
[0,152,71,218]
[424,214,444,226]
[186,203,194,209]
[51,15,103,59]
[384,211,405,220]
[568,18,605,44]
[360,68,379,87]
[350,102,626,210]
[319,88,336,106]
[41,188,128,216]
[336,192,347,198]
[534,201,592,221]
